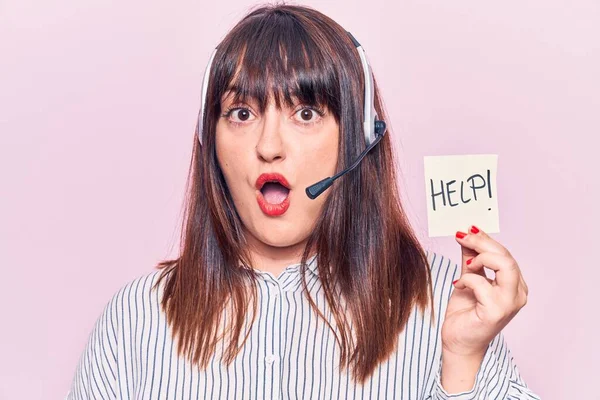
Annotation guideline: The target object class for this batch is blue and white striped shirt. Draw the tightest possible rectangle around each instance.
[67,251,540,399]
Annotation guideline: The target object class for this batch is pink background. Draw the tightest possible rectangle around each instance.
[1,0,597,398]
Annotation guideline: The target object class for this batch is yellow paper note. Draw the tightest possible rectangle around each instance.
[424,154,500,237]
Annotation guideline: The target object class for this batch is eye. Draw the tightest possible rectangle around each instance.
[224,107,255,123]
[294,107,325,125]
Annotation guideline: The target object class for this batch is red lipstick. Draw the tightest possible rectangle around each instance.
[255,172,291,190]
[255,172,291,216]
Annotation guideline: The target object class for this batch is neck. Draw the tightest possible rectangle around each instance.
[243,231,315,278]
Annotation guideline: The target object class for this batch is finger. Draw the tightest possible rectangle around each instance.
[453,273,494,307]
[453,275,496,293]
[457,232,479,276]
[463,255,489,280]
[455,225,511,258]
[464,252,521,295]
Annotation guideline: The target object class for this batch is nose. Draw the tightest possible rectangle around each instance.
[255,105,285,163]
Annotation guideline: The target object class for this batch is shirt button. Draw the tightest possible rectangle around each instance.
[266,354,277,364]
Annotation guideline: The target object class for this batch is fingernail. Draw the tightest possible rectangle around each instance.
[470,225,480,234]
[456,231,467,239]
[466,258,473,265]
[452,279,459,286]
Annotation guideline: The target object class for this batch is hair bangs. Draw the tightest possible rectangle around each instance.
[213,14,341,119]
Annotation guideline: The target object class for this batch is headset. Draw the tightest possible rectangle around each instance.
[196,31,387,199]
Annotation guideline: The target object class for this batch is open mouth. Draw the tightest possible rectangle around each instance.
[260,181,290,205]
[255,173,292,216]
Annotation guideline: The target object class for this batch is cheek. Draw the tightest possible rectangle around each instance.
[296,124,339,211]
[312,125,339,173]
[215,133,246,190]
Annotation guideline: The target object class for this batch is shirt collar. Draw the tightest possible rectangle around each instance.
[303,253,319,275]
[275,253,319,276]
[247,253,319,277]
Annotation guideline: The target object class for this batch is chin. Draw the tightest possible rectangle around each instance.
[255,228,306,248]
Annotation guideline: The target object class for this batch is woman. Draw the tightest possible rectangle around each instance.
[68,4,540,399]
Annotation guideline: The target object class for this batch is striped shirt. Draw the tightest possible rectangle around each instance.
[67,251,540,399]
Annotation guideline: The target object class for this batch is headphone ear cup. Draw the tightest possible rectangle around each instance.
[375,120,386,136]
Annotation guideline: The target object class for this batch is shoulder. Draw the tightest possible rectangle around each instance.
[82,269,167,350]
[67,269,167,399]
[423,250,461,286]
[423,249,461,312]
[101,268,167,324]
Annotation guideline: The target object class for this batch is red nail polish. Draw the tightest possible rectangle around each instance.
[456,231,467,239]
[470,225,480,234]
[466,258,473,265]
[452,279,459,285]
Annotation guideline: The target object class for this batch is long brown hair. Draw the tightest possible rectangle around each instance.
[154,3,434,384]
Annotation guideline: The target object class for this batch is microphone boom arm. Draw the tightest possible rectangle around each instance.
[305,128,385,200]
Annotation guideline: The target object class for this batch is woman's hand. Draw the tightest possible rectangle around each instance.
[442,225,529,359]
[438,225,530,393]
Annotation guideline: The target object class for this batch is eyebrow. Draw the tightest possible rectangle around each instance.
[220,89,306,109]
[221,87,254,102]
[220,88,237,102]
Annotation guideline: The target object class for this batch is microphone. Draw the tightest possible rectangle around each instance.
[305,120,387,199]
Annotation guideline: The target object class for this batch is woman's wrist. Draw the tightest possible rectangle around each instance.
[439,349,486,394]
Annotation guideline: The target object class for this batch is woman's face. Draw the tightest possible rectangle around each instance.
[216,90,339,257]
